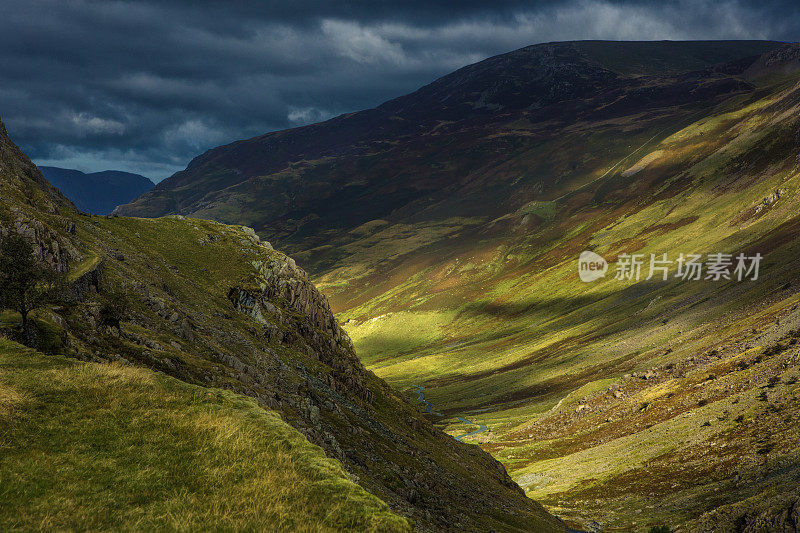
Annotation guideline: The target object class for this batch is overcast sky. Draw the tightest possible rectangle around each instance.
[0,0,797,182]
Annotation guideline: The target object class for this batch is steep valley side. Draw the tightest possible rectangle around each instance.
[0,119,565,532]
[110,40,800,531]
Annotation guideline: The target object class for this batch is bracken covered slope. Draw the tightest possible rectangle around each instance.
[0,120,565,532]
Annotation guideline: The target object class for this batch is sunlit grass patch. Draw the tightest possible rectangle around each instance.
[347,310,459,366]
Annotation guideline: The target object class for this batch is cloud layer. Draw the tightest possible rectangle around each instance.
[0,0,796,181]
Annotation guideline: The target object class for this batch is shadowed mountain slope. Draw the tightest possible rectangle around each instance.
[115,40,781,258]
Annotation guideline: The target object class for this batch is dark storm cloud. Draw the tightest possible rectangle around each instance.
[0,0,797,181]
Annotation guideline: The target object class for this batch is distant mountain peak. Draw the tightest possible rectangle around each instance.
[39,166,154,215]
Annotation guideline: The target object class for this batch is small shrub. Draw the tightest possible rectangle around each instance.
[0,232,66,348]
[757,443,775,455]
[99,289,131,330]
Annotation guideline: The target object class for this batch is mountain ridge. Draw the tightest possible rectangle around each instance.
[39,166,154,215]
[115,40,784,242]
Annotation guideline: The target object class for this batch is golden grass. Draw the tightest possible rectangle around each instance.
[0,340,411,532]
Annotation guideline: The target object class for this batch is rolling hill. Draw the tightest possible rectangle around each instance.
[114,40,800,531]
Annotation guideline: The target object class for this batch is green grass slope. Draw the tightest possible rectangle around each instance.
[0,339,410,532]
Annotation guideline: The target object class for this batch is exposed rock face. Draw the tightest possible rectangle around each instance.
[739,498,800,533]
[71,260,102,300]
[0,120,81,273]
[746,43,800,77]
[228,254,372,403]
[2,212,80,272]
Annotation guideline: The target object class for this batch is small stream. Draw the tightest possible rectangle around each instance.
[412,385,442,416]
[413,385,489,441]
[454,416,489,442]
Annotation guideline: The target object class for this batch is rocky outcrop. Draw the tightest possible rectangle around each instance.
[228,252,371,403]
[71,260,102,300]
[1,209,80,272]
[0,118,80,274]
[746,43,800,77]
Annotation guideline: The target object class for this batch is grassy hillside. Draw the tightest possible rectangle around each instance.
[0,118,566,531]
[0,340,410,532]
